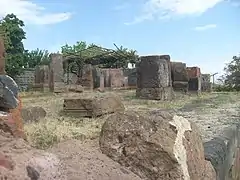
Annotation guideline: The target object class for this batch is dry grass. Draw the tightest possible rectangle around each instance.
[21,90,238,149]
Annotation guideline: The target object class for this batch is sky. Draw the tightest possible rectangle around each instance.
[0,0,239,77]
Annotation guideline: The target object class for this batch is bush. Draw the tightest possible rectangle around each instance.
[213,84,240,92]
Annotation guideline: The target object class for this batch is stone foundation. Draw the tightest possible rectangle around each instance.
[204,124,240,180]
[136,87,174,100]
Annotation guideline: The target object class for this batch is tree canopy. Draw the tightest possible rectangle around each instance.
[215,55,240,91]
[23,49,50,68]
[0,13,139,79]
[0,14,26,78]
[61,41,139,77]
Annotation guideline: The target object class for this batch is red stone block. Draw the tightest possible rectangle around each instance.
[187,67,201,78]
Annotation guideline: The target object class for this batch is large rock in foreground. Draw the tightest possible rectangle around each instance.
[99,111,216,180]
[0,75,19,110]
[49,140,142,180]
[0,125,141,180]
[0,128,66,179]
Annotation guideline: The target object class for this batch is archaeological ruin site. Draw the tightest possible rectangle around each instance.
[0,40,240,180]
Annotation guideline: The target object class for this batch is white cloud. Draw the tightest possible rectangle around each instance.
[194,24,217,31]
[126,0,224,24]
[0,0,72,25]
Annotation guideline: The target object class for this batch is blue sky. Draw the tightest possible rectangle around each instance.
[1,0,240,77]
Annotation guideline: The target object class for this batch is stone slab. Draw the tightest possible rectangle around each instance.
[63,93,124,117]
[204,124,240,180]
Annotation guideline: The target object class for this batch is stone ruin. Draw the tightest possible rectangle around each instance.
[187,67,202,93]
[32,54,129,93]
[76,64,94,90]
[49,53,65,93]
[30,53,212,96]
[0,39,238,179]
[134,54,215,100]
[136,55,174,100]
[33,65,49,91]
[101,68,126,89]
[123,68,137,88]
[62,93,124,117]
[171,62,189,92]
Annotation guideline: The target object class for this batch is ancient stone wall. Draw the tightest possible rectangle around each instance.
[49,54,65,92]
[15,69,35,91]
[109,69,125,88]
[187,67,201,78]
[187,67,201,93]
[92,67,101,89]
[171,62,189,92]
[136,55,174,100]
[78,64,93,90]
[35,65,49,84]
[123,68,137,87]
[34,65,50,91]
[101,68,125,88]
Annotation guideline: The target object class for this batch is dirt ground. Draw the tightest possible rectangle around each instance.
[21,90,240,148]
[15,90,240,179]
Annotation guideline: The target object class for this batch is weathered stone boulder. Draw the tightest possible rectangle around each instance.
[99,111,216,180]
[49,140,142,180]
[0,124,66,180]
[0,75,19,110]
[63,93,125,117]
[0,111,26,139]
[204,124,240,180]
[21,106,47,123]
[0,124,141,180]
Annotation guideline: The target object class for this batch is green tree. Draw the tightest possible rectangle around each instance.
[0,14,26,78]
[223,55,240,89]
[61,41,139,77]
[23,48,50,68]
[61,41,87,55]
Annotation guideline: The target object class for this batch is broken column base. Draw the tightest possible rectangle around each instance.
[136,87,174,100]
[62,93,125,118]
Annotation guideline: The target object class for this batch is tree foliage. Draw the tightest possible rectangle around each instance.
[0,13,139,80]
[0,14,26,78]
[61,41,139,77]
[23,48,50,68]
[215,55,240,91]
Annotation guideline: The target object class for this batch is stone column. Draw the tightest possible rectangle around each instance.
[136,55,174,100]
[49,53,65,92]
